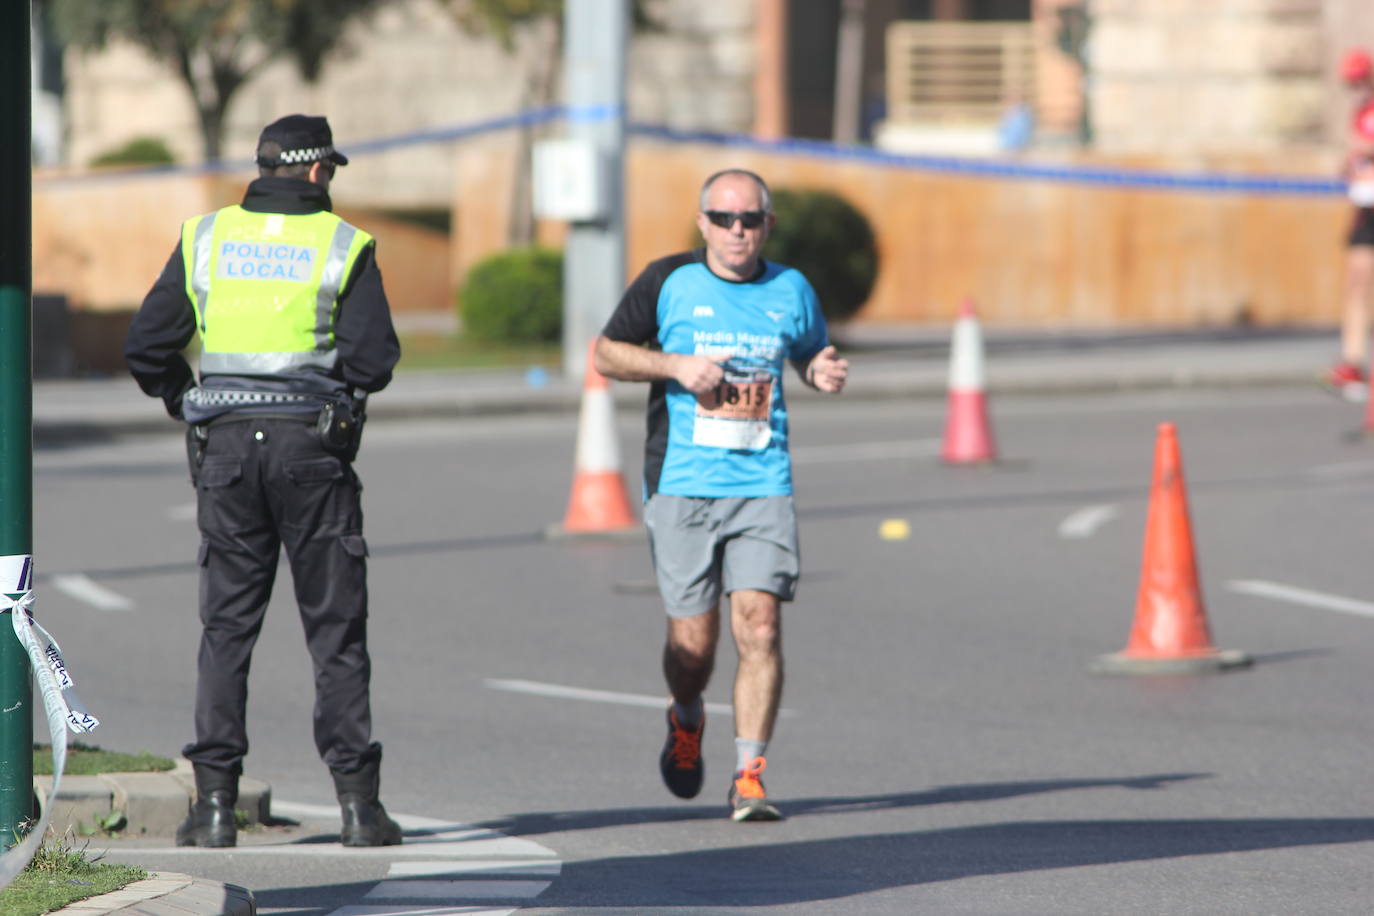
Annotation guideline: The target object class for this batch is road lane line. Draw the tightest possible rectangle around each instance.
[483,677,797,718]
[50,573,134,611]
[1058,504,1119,539]
[1306,459,1374,479]
[1227,579,1374,619]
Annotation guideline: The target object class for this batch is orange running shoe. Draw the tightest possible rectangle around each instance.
[728,756,782,822]
[659,708,705,799]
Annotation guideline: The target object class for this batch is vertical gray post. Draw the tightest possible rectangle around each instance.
[561,0,628,381]
[0,1,35,840]
[833,0,867,144]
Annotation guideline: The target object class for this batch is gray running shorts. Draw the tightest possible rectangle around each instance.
[643,494,800,618]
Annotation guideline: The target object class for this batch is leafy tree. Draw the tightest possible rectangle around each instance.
[46,0,387,161]
[453,0,655,48]
[451,0,564,50]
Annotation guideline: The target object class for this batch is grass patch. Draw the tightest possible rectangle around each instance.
[32,743,175,776]
[396,332,561,372]
[0,832,146,916]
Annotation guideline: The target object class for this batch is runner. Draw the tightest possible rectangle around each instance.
[594,168,848,821]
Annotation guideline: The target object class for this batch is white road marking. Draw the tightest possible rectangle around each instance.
[1058,504,1119,539]
[483,677,797,718]
[126,836,555,860]
[329,907,514,915]
[791,438,940,464]
[1305,459,1374,480]
[1227,579,1374,619]
[388,862,561,878]
[50,573,134,611]
[364,880,551,901]
[279,805,563,916]
[120,803,561,915]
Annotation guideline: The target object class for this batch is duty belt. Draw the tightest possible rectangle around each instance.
[184,388,318,409]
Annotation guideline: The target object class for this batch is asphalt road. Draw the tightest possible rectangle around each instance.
[30,385,1374,915]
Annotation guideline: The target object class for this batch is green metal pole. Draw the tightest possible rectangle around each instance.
[0,1,36,841]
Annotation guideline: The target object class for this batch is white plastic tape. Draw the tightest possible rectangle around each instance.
[0,558,100,889]
[0,556,33,593]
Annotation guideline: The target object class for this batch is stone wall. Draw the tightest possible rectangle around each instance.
[629,1,759,133]
[1090,0,1329,154]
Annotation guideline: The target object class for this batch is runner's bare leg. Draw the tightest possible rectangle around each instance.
[664,608,718,705]
[729,589,783,743]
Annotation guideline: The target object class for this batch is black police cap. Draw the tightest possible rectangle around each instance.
[256,114,349,168]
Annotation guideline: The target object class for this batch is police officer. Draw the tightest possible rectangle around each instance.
[125,114,402,847]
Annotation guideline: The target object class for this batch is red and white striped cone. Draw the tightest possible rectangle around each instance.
[941,299,998,465]
[549,339,640,537]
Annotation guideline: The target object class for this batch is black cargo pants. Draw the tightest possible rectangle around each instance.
[182,415,381,776]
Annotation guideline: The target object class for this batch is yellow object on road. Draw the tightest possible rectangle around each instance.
[879,519,910,540]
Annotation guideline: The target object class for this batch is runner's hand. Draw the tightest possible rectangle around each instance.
[673,353,729,394]
[807,346,848,393]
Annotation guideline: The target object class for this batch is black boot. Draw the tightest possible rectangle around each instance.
[332,760,402,847]
[176,765,238,847]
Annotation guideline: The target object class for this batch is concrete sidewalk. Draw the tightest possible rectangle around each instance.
[33,326,1339,443]
[54,873,254,915]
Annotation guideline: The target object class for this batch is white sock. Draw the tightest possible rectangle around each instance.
[735,738,767,773]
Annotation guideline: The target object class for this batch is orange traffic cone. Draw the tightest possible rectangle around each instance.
[1091,423,1251,674]
[547,340,641,538]
[941,299,997,465]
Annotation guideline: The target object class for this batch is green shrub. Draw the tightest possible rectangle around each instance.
[458,246,563,344]
[90,136,176,168]
[761,188,878,323]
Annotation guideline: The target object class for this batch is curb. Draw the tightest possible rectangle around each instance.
[36,761,269,916]
[34,766,271,839]
[54,872,254,915]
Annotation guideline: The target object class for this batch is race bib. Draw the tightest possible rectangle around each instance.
[693,366,773,450]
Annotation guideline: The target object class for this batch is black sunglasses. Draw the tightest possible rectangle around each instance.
[704,209,768,229]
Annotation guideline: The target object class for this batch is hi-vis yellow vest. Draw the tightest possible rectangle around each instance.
[180,206,372,378]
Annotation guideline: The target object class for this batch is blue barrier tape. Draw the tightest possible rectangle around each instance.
[628,123,1346,197]
[344,104,566,155]
[37,103,1347,197]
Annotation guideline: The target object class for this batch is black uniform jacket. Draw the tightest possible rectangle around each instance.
[124,177,401,420]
